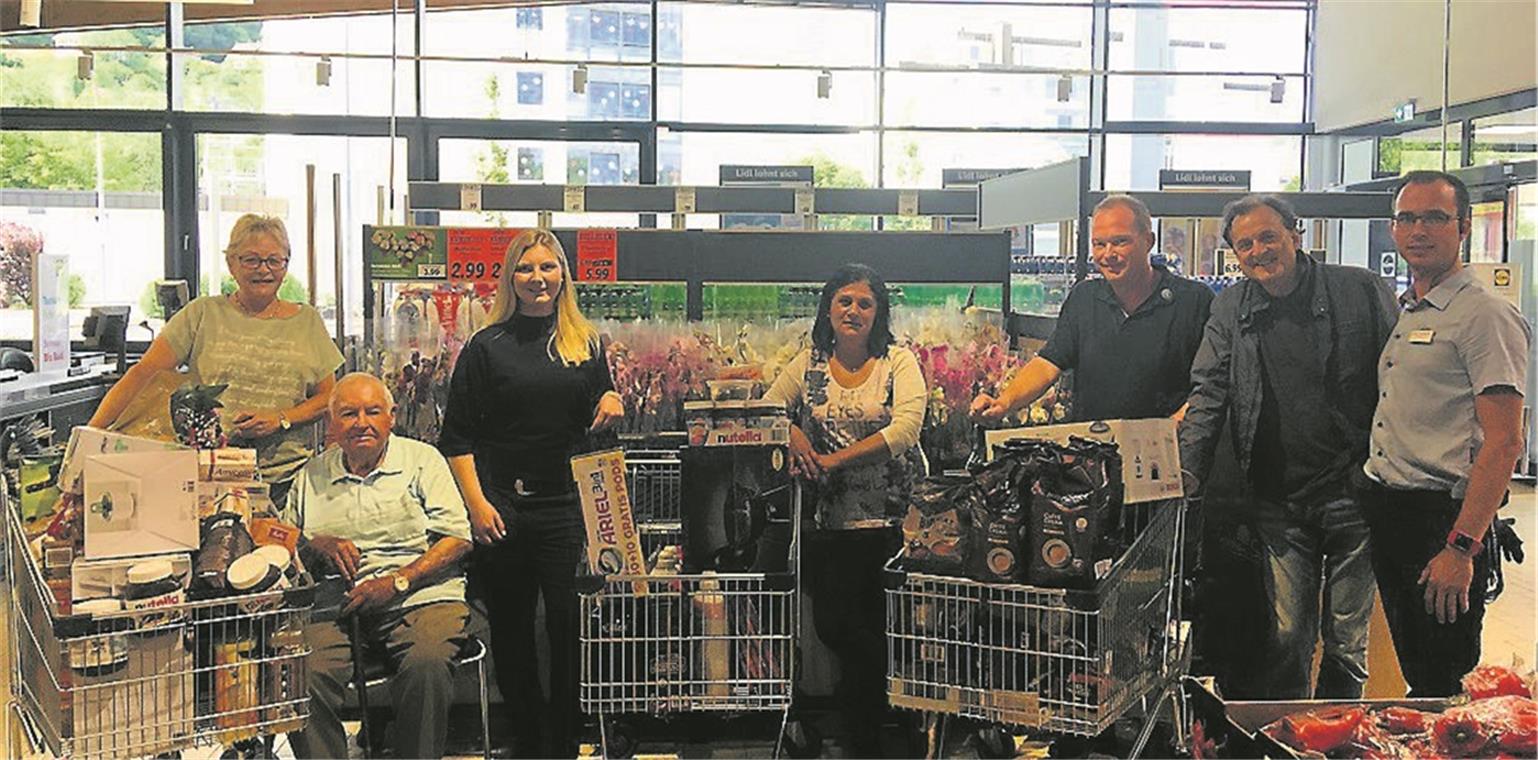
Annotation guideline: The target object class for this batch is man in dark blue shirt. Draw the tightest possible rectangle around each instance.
[972,194,1213,423]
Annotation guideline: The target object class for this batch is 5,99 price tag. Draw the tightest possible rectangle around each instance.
[446,228,521,283]
[576,229,618,282]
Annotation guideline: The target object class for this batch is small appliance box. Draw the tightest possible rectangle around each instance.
[58,426,187,495]
[82,449,200,559]
[71,552,192,604]
[680,401,794,573]
[985,418,1183,504]
[571,449,648,593]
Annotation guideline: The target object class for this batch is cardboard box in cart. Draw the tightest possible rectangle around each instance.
[984,417,1184,504]
[572,449,649,595]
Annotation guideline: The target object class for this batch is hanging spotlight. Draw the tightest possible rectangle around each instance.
[77,51,94,81]
[816,69,832,100]
[573,63,589,95]
[1056,74,1073,103]
[316,56,333,87]
[1269,76,1286,104]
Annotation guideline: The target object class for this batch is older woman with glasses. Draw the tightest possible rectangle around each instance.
[88,213,343,504]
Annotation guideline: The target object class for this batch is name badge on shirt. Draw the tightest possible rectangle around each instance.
[1408,329,1435,344]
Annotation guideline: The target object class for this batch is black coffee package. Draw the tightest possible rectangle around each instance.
[964,441,1048,583]
[1025,437,1124,588]
[899,475,973,576]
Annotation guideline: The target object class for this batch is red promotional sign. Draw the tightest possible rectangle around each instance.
[446,227,521,282]
[576,229,618,282]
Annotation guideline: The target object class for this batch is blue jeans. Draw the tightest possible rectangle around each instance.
[1251,495,1375,699]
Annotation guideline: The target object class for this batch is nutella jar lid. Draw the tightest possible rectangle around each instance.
[74,598,124,616]
[127,559,175,586]
[253,544,291,571]
[227,553,280,592]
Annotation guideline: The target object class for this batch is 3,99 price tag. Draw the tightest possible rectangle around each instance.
[446,227,521,283]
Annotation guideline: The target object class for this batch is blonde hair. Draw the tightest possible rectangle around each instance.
[223,214,292,258]
[485,229,599,366]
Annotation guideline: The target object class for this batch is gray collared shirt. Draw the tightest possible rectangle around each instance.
[284,435,472,610]
[1365,268,1531,497]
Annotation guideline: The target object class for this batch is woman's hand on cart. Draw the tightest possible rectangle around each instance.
[310,534,363,582]
[589,391,625,433]
[468,497,507,545]
[788,425,827,482]
[230,409,285,438]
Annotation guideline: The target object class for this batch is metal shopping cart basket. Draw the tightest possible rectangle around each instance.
[577,480,807,759]
[4,488,313,759]
[884,497,1188,759]
[620,445,683,557]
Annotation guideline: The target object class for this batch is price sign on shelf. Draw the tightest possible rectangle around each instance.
[446,227,521,282]
[577,229,618,282]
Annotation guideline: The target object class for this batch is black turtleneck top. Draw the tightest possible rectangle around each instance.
[438,313,614,494]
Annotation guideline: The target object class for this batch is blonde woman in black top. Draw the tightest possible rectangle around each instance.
[439,229,623,758]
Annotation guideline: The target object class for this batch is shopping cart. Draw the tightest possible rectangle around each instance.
[577,481,808,759]
[4,487,313,759]
[884,497,1188,759]
[621,447,683,557]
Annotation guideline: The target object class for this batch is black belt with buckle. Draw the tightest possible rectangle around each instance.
[509,477,574,499]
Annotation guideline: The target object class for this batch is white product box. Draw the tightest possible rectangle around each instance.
[82,450,200,559]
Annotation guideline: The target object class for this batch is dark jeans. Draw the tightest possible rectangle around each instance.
[1250,495,1374,699]
[1357,481,1492,698]
[805,527,899,758]
[473,491,585,758]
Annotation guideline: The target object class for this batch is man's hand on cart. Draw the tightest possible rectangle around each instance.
[342,574,399,616]
[968,392,1010,424]
[310,534,363,582]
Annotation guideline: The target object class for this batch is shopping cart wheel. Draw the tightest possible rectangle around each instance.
[972,726,1013,759]
[781,718,821,759]
[604,719,638,759]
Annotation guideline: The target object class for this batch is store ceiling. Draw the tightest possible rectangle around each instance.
[0,0,599,34]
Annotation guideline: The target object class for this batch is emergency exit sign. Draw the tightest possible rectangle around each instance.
[1394,100,1417,124]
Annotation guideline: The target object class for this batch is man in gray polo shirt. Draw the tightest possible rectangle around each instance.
[1358,170,1531,697]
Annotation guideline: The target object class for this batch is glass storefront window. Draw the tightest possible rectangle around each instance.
[1472,107,1538,166]
[1,27,167,109]
[885,72,1089,129]
[657,2,875,67]
[881,131,1087,187]
[1378,124,1463,175]
[1106,74,1306,123]
[657,130,876,229]
[1103,133,1302,191]
[885,3,1091,70]
[0,131,164,340]
[179,15,416,116]
[438,139,642,229]
[658,68,876,126]
[196,134,406,338]
[1107,5,1307,74]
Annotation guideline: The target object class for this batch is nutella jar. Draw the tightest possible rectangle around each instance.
[124,559,186,632]
[227,553,288,613]
[68,598,130,677]
[252,544,294,581]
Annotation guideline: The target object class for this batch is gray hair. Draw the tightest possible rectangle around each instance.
[1092,194,1154,236]
[330,371,395,413]
[1221,194,1300,248]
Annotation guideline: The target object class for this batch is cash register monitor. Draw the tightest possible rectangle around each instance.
[82,305,131,351]
[155,280,190,321]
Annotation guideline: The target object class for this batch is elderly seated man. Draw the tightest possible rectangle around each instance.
[283,372,473,759]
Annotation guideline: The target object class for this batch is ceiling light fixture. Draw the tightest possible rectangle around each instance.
[573,63,589,95]
[817,69,832,100]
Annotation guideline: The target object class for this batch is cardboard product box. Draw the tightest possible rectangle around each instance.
[250,516,301,555]
[684,400,791,447]
[83,450,200,559]
[198,448,258,482]
[69,625,195,757]
[984,418,1183,504]
[195,481,270,521]
[571,449,648,596]
[18,454,63,528]
[71,553,192,603]
[58,427,186,495]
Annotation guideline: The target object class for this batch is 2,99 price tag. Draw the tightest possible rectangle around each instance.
[446,228,521,283]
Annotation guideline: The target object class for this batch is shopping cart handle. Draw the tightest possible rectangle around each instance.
[882,553,909,589]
